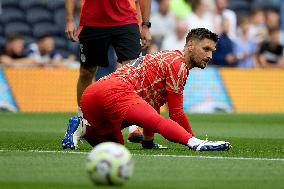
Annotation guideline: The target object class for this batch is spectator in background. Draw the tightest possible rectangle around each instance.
[0,34,36,66]
[264,9,284,47]
[213,0,237,37]
[186,0,214,32]
[256,28,284,68]
[265,9,280,31]
[27,35,63,67]
[234,17,257,68]
[212,17,237,67]
[151,0,176,48]
[161,20,189,51]
[248,9,267,44]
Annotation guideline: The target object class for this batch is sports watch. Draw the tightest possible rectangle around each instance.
[142,21,151,28]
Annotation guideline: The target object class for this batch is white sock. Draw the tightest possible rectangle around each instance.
[78,106,89,135]
[78,106,83,118]
[187,137,204,148]
[129,125,139,133]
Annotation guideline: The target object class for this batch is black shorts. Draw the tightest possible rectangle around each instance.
[78,24,141,67]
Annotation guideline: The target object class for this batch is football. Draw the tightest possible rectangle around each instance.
[86,142,134,185]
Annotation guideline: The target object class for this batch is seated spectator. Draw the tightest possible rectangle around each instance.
[186,0,214,32]
[234,17,257,68]
[213,0,237,37]
[0,34,36,66]
[150,0,177,48]
[27,35,63,67]
[256,28,284,68]
[248,9,267,44]
[212,17,237,67]
[161,21,189,51]
[265,9,280,31]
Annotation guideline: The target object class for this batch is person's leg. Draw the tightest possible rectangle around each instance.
[62,27,112,149]
[123,103,192,145]
[77,26,112,110]
[77,66,97,105]
[123,103,232,151]
[84,127,124,147]
[111,23,143,142]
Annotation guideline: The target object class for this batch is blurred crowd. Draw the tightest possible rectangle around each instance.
[0,0,283,68]
[0,33,78,67]
[149,0,284,68]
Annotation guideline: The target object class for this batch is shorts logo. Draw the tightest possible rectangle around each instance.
[80,44,86,62]
[81,54,86,63]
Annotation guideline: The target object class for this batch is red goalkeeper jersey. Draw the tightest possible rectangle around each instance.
[102,50,190,110]
[80,0,138,27]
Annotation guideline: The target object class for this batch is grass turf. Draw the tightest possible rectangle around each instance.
[0,112,283,189]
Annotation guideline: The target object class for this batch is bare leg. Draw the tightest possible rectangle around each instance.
[77,66,97,105]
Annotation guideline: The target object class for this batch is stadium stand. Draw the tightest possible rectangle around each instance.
[26,6,54,25]
[54,8,67,32]
[0,7,26,23]
[0,0,282,64]
[33,22,61,39]
[4,21,31,37]
[0,0,76,59]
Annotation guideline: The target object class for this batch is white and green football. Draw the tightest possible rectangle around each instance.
[86,142,134,185]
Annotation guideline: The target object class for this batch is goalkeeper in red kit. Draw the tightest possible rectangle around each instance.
[62,28,232,151]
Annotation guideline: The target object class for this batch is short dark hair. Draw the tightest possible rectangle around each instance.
[6,33,23,43]
[186,28,219,44]
[37,34,53,42]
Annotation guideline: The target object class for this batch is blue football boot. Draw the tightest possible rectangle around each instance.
[62,116,82,150]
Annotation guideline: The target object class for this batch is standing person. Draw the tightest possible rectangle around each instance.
[212,17,237,67]
[214,0,237,37]
[62,28,232,152]
[256,28,284,68]
[64,0,152,144]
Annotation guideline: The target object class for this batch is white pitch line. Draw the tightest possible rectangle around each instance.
[0,149,283,162]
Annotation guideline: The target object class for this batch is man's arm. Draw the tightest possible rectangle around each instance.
[167,91,194,135]
[65,0,78,42]
[139,0,152,49]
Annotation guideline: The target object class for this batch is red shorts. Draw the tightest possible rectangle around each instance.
[80,77,146,146]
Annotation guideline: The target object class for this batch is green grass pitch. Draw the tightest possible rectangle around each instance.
[0,112,283,189]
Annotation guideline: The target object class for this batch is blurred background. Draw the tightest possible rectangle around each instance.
[0,0,283,113]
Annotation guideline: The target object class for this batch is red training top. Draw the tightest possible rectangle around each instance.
[79,0,138,27]
[101,50,194,134]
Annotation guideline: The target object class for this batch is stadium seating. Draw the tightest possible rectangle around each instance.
[54,8,67,32]
[1,0,20,9]
[19,0,48,10]
[0,0,75,58]
[0,0,281,60]
[0,36,5,49]
[47,0,65,10]
[0,7,26,24]
[33,22,62,38]
[26,7,54,25]
[0,25,3,36]
[4,21,31,37]
[53,36,68,50]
